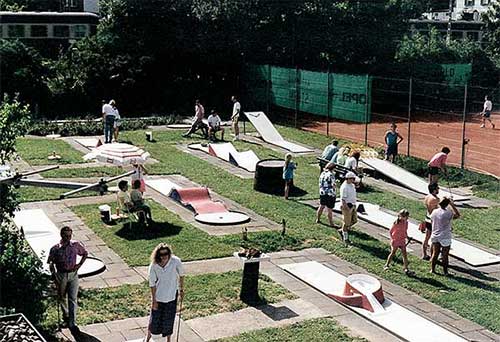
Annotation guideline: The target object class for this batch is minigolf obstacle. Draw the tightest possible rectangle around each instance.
[281,261,467,342]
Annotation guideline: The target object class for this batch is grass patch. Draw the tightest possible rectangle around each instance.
[215,317,366,342]
[15,186,98,203]
[72,200,238,265]
[16,138,84,165]
[42,271,296,330]
[43,166,126,179]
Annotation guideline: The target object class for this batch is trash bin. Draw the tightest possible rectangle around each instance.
[99,205,111,223]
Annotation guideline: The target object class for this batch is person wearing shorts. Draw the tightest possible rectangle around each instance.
[316,163,336,227]
[339,172,358,244]
[480,96,495,129]
[231,95,241,141]
[384,123,403,163]
[422,183,440,260]
[146,244,185,342]
[427,147,450,185]
[429,198,460,276]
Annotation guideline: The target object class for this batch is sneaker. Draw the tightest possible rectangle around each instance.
[383,265,389,271]
[480,124,485,128]
[233,136,240,141]
[422,255,430,261]
[404,269,415,276]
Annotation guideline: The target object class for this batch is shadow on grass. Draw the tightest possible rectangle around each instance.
[115,221,183,240]
[445,273,500,294]
[448,264,498,282]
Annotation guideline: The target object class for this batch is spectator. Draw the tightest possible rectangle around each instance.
[430,198,460,276]
[321,140,339,161]
[112,100,121,142]
[340,172,358,244]
[183,99,208,138]
[102,99,116,143]
[480,95,495,129]
[384,209,413,275]
[145,243,185,342]
[283,153,297,200]
[207,109,225,141]
[47,226,88,337]
[344,150,361,172]
[131,163,147,193]
[130,180,154,225]
[384,123,403,163]
[231,95,241,141]
[427,147,450,185]
[316,162,336,227]
[422,183,440,260]
[336,147,351,166]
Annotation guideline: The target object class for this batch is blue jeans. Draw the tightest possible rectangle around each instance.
[104,115,115,143]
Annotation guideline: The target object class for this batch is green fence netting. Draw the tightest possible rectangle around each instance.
[244,64,371,123]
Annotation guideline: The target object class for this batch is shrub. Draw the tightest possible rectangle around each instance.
[0,223,49,326]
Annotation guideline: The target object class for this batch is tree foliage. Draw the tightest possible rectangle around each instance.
[483,2,500,67]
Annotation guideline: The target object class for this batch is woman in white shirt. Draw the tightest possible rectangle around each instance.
[146,243,185,342]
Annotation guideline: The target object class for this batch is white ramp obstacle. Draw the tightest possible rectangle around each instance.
[360,158,469,201]
[244,111,313,153]
[281,261,467,342]
[12,209,105,277]
[189,142,260,172]
[333,201,500,267]
[74,138,101,149]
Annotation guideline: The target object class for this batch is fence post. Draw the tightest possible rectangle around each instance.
[407,77,413,156]
[364,75,369,146]
[461,84,468,169]
[294,66,299,128]
[326,68,331,136]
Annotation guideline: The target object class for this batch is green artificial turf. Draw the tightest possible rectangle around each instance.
[16,137,84,165]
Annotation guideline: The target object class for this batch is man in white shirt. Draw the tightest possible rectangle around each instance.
[183,99,208,138]
[102,99,116,143]
[207,110,224,141]
[339,172,358,244]
[480,95,495,129]
[231,95,241,141]
[111,100,120,142]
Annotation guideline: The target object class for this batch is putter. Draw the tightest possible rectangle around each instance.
[176,293,184,342]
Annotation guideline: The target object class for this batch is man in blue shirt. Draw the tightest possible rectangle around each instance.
[321,140,339,161]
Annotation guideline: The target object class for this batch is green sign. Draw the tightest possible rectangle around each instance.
[441,64,472,85]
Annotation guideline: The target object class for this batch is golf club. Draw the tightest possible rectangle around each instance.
[176,292,184,342]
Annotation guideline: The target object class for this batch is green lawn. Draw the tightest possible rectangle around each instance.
[16,137,84,165]
[72,201,237,265]
[42,271,296,330]
[43,166,126,179]
[215,318,366,342]
[16,186,98,203]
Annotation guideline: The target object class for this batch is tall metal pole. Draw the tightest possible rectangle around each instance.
[407,77,413,156]
[446,0,453,45]
[460,84,468,169]
[326,67,331,136]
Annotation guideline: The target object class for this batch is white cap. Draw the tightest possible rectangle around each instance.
[345,171,357,179]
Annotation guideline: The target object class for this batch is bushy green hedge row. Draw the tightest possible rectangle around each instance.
[0,223,49,325]
[27,115,181,137]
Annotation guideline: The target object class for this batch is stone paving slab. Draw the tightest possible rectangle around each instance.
[146,174,281,236]
[177,144,254,179]
[267,248,499,342]
[186,298,325,341]
[19,200,146,289]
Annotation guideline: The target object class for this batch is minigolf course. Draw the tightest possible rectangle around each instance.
[12,209,106,277]
[244,111,313,153]
[145,178,250,225]
[74,137,102,149]
[361,157,469,201]
[189,142,260,172]
[281,261,467,342]
[332,201,500,267]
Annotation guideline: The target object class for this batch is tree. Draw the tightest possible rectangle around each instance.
[483,1,500,68]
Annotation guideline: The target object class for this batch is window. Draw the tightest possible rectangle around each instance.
[53,25,70,38]
[8,25,25,38]
[30,25,48,38]
[72,25,87,38]
[465,0,475,6]
[480,0,490,5]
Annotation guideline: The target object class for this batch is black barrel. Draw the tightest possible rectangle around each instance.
[254,159,285,194]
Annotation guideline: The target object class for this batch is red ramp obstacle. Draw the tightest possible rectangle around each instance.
[170,187,228,214]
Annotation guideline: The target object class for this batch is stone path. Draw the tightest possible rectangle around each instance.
[146,174,282,236]
[177,144,254,179]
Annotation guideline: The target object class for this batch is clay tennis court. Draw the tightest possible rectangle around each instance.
[299,112,500,177]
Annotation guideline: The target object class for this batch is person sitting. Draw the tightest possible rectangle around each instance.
[321,140,339,162]
[344,150,361,172]
[336,147,351,166]
[207,109,224,141]
[183,99,208,138]
[117,180,153,225]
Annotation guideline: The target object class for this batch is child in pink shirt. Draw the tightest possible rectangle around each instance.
[384,209,413,275]
[427,147,450,185]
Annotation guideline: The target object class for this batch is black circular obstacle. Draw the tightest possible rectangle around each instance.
[254,159,285,195]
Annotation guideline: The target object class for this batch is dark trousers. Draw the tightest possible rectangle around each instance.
[104,115,115,143]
